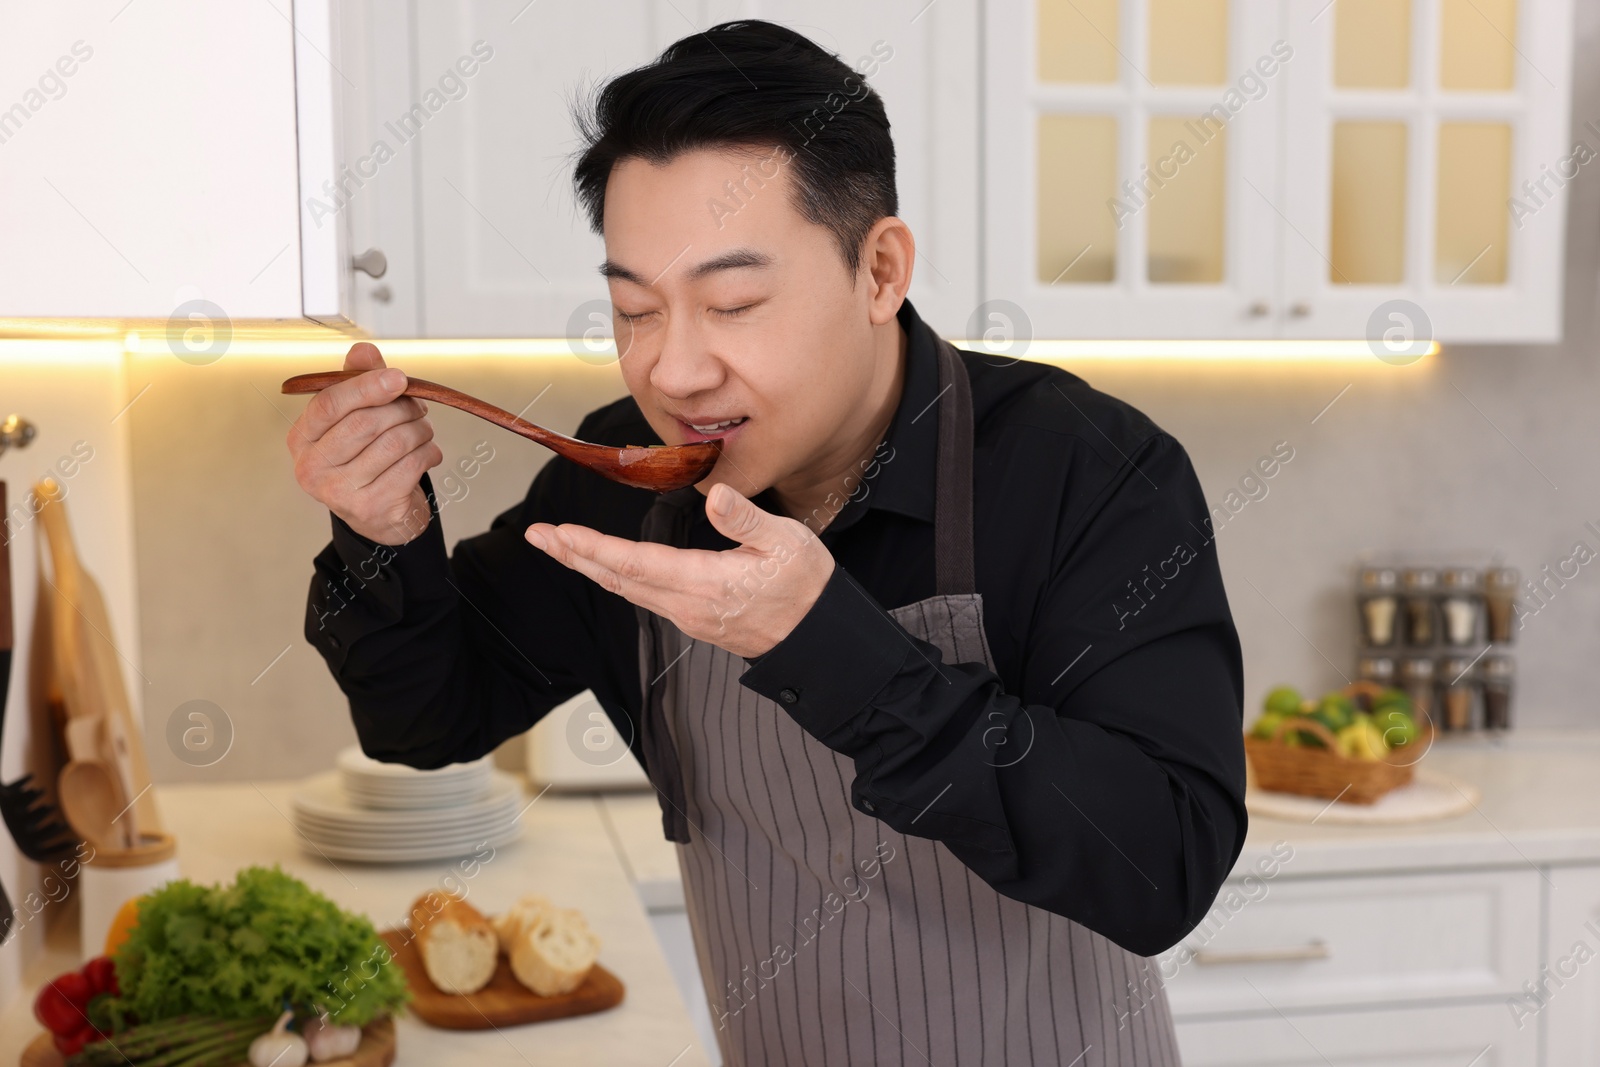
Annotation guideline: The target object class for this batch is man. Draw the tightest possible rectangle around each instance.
[289,20,1245,1067]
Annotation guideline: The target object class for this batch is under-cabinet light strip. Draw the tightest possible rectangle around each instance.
[129,336,1441,363]
[0,336,1439,364]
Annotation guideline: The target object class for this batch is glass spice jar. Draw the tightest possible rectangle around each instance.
[1484,568,1520,645]
[1401,568,1439,647]
[1358,655,1396,688]
[1400,656,1437,731]
[1359,567,1400,648]
[1440,568,1483,648]
[1483,656,1515,730]
[1439,654,1480,731]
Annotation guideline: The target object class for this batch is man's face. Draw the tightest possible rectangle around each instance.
[599,147,880,498]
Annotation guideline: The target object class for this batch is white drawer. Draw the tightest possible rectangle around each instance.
[1175,999,1536,1066]
[1157,868,1540,1015]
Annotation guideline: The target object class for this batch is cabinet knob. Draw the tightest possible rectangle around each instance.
[0,414,36,457]
[352,247,389,279]
[1247,301,1270,318]
[1289,302,1312,318]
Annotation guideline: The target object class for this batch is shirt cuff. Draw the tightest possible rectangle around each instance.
[312,472,452,642]
[739,563,909,752]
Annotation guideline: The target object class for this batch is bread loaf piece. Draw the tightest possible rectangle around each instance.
[491,892,552,946]
[494,893,600,996]
[410,891,498,995]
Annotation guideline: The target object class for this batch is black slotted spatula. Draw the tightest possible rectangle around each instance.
[0,481,78,870]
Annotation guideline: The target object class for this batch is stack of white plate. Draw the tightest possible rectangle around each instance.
[336,747,495,809]
[290,747,523,863]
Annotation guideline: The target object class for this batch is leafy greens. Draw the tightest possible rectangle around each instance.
[109,865,408,1026]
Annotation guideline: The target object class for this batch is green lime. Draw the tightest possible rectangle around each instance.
[1263,686,1303,716]
[1312,694,1356,733]
[1373,688,1414,717]
[1374,707,1419,747]
[1250,710,1287,740]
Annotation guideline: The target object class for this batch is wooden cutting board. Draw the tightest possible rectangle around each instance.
[379,928,624,1029]
[21,1015,396,1067]
[33,478,162,839]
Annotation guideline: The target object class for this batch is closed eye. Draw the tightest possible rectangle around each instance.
[712,304,755,319]
[615,309,654,323]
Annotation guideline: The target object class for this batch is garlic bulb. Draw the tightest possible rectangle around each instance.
[249,1010,309,1067]
[303,1012,362,1062]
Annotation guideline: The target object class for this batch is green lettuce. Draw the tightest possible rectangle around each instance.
[110,865,408,1026]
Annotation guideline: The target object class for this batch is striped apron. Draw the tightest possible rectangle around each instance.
[637,337,1182,1067]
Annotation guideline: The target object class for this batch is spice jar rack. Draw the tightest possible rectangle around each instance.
[1355,563,1519,733]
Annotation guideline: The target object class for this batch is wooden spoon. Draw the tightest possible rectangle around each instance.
[281,370,723,493]
[59,717,127,850]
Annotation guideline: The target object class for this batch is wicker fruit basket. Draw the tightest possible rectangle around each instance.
[1245,715,1429,805]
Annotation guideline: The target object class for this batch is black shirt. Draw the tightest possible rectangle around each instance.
[305,298,1247,958]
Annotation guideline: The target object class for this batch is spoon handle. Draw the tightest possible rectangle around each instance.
[281,369,589,454]
[283,368,723,492]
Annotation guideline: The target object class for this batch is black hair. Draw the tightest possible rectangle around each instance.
[571,20,897,276]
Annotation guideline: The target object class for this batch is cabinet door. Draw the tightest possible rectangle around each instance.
[329,0,424,336]
[0,2,304,322]
[1157,868,1540,1015]
[719,0,981,339]
[1279,0,1574,343]
[984,0,1284,339]
[410,1,975,338]
[1176,1001,1536,1066]
[293,0,355,329]
[409,1,665,337]
[1545,866,1600,1067]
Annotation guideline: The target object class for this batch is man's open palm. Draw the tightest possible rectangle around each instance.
[524,482,836,659]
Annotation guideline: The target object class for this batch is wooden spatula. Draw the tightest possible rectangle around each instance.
[34,478,162,845]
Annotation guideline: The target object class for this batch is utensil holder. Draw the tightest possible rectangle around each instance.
[80,830,178,955]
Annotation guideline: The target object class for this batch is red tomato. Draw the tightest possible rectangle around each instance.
[82,956,118,996]
[33,972,92,1035]
[52,1024,93,1056]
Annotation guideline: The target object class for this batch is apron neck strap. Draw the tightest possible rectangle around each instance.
[931,334,977,597]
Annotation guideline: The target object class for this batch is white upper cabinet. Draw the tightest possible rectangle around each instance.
[985,0,1575,341]
[405,0,977,338]
[0,0,376,332]
[404,0,665,338]
[5,1,1569,342]
[1280,0,1573,342]
[986,0,1286,339]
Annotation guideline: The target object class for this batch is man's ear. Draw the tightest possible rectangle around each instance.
[862,216,915,326]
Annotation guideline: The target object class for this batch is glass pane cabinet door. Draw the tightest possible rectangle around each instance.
[1281,0,1572,342]
[985,0,1284,338]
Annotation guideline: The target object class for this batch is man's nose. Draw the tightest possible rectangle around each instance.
[649,313,725,400]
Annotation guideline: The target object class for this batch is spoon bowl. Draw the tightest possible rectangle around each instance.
[282,369,722,492]
[59,757,124,851]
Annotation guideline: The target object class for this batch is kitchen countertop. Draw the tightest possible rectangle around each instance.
[603,730,1600,892]
[599,794,686,912]
[7,729,1600,1060]
[0,781,711,1067]
[1234,727,1600,878]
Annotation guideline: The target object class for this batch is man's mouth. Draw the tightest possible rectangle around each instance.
[676,415,749,443]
